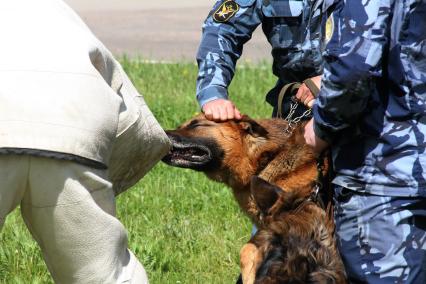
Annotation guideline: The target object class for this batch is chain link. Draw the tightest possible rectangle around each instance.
[282,97,312,136]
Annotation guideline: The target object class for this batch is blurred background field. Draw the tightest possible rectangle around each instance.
[63,0,270,63]
[0,60,276,283]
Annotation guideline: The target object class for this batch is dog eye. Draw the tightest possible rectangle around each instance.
[187,123,199,129]
[186,120,199,129]
[187,123,209,129]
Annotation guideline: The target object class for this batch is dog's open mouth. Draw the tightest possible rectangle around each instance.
[162,141,212,169]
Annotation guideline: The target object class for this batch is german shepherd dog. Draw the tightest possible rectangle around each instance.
[162,114,346,283]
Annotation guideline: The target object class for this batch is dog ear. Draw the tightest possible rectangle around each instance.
[250,176,280,214]
[239,116,268,138]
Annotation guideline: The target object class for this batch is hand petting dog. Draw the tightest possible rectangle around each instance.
[202,98,242,122]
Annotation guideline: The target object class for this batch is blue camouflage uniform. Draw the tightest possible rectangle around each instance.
[313,0,426,282]
[196,0,334,116]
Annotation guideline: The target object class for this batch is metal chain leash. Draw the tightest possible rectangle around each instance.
[283,96,312,136]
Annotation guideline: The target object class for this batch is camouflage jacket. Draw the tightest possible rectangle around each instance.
[196,0,334,107]
[313,0,426,196]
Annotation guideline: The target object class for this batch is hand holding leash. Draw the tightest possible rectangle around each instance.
[276,76,321,136]
[295,75,321,108]
[294,76,329,154]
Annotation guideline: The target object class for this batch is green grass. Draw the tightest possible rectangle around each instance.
[0,59,275,283]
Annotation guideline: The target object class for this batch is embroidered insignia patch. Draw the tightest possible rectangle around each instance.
[325,14,334,43]
[213,0,240,23]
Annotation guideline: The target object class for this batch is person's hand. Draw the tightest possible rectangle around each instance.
[295,75,322,108]
[202,99,242,121]
[304,118,329,154]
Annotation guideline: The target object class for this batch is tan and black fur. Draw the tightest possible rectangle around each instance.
[162,114,346,283]
[241,176,346,284]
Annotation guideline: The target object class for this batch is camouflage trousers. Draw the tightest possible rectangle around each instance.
[334,186,426,283]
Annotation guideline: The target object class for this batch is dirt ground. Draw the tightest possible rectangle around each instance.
[64,0,270,62]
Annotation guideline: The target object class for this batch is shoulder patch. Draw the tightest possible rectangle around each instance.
[325,14,334,43]
[213,0,240,23]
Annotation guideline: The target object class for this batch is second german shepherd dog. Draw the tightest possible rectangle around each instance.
[162,114,346,283]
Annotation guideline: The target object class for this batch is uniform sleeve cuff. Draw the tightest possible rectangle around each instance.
[312,103,336,144]
[197,86,228,108]
[313,121,335,144]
